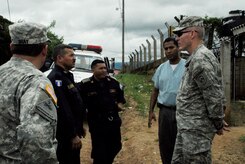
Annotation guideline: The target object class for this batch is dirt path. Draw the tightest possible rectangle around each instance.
[80,104,161,164]
[212,127,245,164]
[81,101,245,164]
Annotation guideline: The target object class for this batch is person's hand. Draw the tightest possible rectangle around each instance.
[118,103,125,112]
[72,135,82,149]
[216,120,230,135]
[223,120,230,131]
[148,111,157,128]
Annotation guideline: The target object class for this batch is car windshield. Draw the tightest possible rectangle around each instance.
[75,54,102,71]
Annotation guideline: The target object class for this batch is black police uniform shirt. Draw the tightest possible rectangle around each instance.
[48,65,85,140]
[78,75,126,126]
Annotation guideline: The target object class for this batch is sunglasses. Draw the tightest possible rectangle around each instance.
[175,30,192,37]
[177,29,198,37]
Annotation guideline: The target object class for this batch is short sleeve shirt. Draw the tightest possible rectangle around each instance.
[152,59,186,106]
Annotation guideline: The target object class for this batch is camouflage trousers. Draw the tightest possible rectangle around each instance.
[171,130,215,164]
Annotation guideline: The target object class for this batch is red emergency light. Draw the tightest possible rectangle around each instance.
[68,43,102,54]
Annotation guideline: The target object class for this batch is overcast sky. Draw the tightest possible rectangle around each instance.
[0,0,244,62]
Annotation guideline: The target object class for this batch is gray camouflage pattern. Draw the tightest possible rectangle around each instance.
[0,57,58,163]
[173,16,204,33]
[172,44,225,163]
[9,22,49,44]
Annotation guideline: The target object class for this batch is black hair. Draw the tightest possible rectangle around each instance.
[91,59,105,69]
[10,43,46,57]
[163,37,178,47]
[52,44,73,61]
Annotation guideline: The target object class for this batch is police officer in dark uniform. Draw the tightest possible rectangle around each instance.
[48,44,85,164]
[78,59,126,164]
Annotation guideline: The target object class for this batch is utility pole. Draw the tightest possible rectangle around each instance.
[122,0,125,72]
[7,0,11,20]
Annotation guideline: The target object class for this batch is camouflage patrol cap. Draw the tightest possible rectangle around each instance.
[173,16,203,34]
[8,22,49,44]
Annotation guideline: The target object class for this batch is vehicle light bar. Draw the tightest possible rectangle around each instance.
[68,43,102,54]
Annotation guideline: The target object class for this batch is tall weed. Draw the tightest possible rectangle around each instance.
[116,73,153,116]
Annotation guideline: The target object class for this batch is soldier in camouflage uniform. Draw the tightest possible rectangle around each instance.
[171,16,228,163]
[0,22,58,163]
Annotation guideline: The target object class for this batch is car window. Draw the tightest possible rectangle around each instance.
[75,54,102,71]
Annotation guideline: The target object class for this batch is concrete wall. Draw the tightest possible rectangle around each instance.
[234,58,245,100]
[220,39,232,121]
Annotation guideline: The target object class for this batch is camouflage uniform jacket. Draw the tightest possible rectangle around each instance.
[176,44,225,134]
[0,57,58,164]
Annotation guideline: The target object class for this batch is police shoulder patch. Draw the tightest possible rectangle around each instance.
[55,80,62,87]
[82,78,91,83]
[110,89,117,93]
[107,75,118,82]
[67,83,75,89]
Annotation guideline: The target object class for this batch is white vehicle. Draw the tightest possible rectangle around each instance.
[44,43,114,83]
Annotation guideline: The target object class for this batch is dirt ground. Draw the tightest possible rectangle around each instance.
[80,99,245,164]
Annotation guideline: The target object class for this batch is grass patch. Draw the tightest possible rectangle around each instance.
[238,135,245,154]
[116,73,153,116]
[123,137,129,141]
[239,135,245,143]
[243,148,245,154]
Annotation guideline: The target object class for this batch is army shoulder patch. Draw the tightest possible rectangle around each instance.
[45,84,58,105]
[194,71,212,89]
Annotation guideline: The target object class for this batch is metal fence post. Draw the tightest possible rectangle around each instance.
[129,54,133,72]
[135,49,139,68]
[132,52,136,70]
[158,29,164,59]
[151,35,157,62]
[146,39,151,62]
[142,44,146,66]
[139,46,142,67]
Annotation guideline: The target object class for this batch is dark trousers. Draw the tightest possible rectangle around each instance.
[158,105,177,164]
[57,138,81,164]
[89,119,122,164]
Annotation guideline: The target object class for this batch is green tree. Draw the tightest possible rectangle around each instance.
[47,20,64,58]
[203,16,223,49]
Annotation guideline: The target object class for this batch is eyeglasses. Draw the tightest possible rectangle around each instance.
[176,30,192,37]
